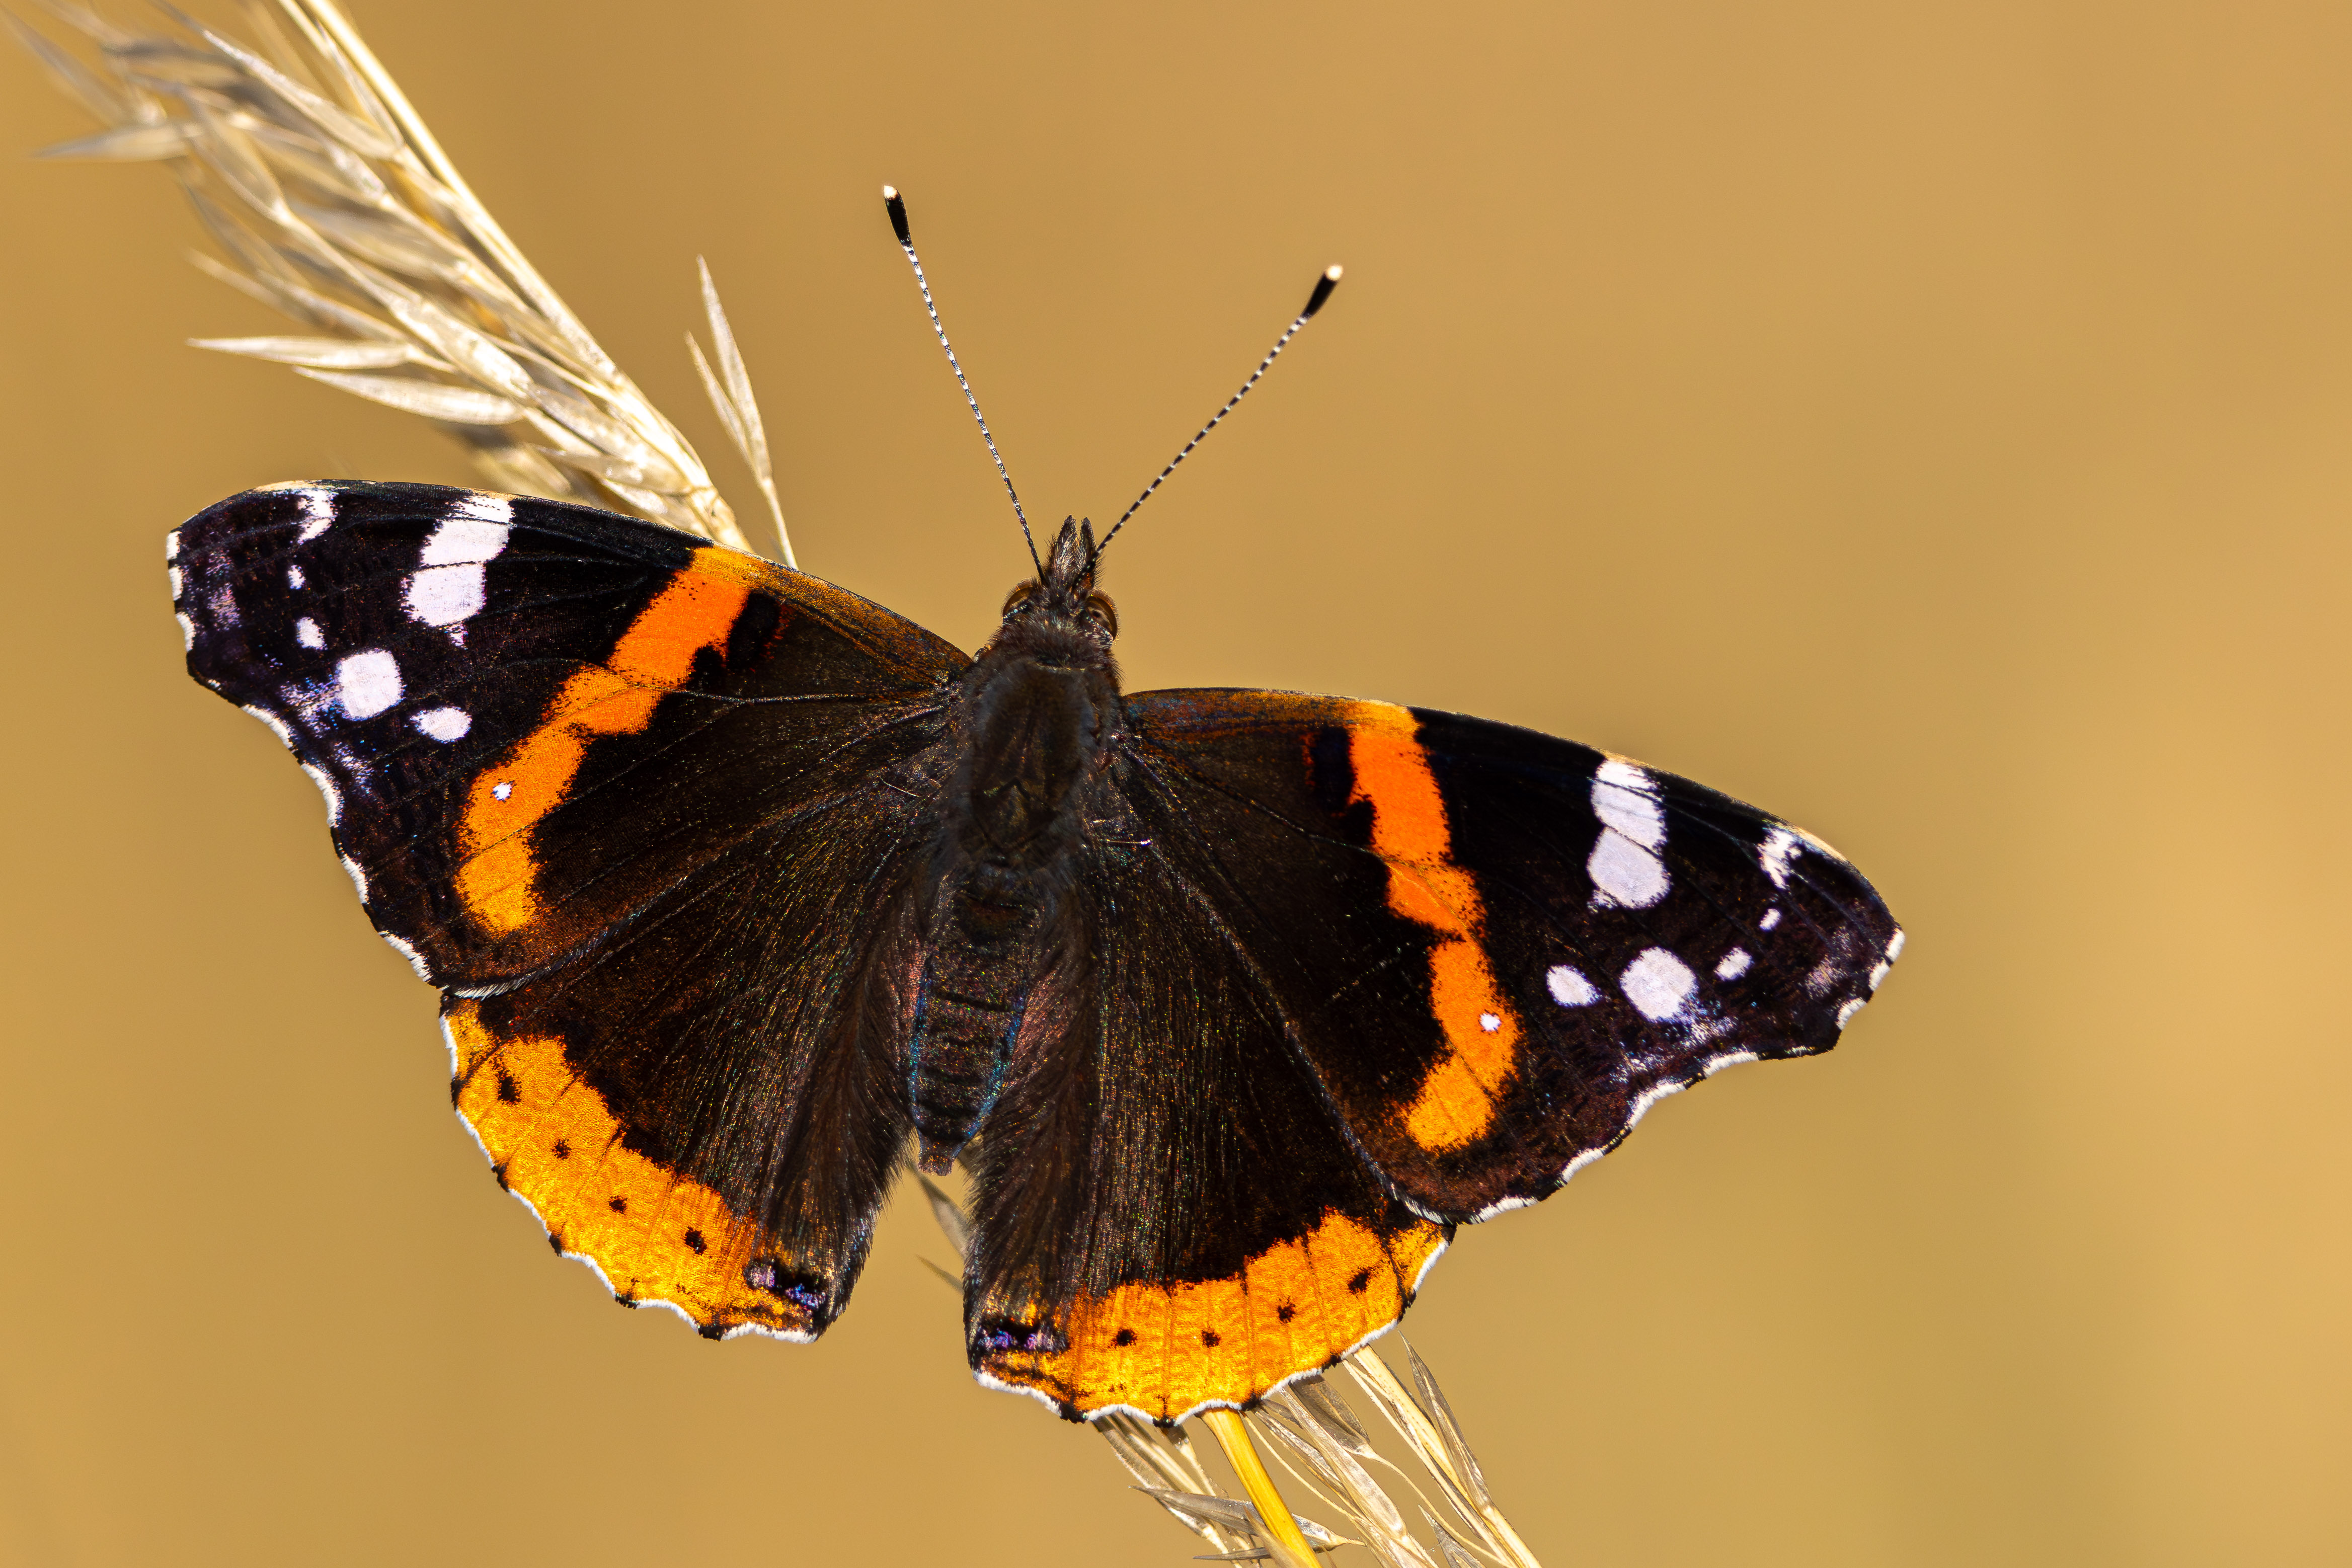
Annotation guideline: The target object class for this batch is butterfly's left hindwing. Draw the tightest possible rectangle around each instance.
[173,482,968,1337]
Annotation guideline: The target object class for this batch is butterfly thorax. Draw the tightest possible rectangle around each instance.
[908,519,1122,1172]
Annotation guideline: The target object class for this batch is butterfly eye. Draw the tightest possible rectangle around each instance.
[1084,592,1119,638]
[1002,584,1038,617]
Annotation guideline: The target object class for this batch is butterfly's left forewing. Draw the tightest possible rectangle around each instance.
[963,685,1902,1422]
[1119,689,1904,1222]
[174,482,967,1337]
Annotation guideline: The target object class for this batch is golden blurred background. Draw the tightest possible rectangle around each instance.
[3,1,2347,1563]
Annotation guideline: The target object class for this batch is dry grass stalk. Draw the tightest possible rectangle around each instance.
[914,1170,1544,1566]
[1202,1407,1328,1568]
[11,0,793,564]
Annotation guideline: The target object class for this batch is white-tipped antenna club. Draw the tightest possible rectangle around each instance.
[1090,264,1344,563]
[883,186,1041,574]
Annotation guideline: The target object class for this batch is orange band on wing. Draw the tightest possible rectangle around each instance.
[979,1210,1445,1422]
[457,553,758,933]
[446,1001,813,1337]
[1343,702,1520,1150]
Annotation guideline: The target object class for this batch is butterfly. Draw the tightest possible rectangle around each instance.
[169,474,1902,1426]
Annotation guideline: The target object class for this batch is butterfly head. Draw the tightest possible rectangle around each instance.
[992,516,1119,665]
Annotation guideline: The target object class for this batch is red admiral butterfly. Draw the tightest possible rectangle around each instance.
[168,255,1902,1428]
[170,474,1902,1424]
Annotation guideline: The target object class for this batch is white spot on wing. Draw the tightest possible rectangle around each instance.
[412,706,471,742]
[404,507,510,635]
[167,564,183,599]
[1760,827,1802,888]
[177,612,195,651]
[286,564,304,589]
[420,514,511,567]
[404,564,487,628]
[1589,760,1669,907]
[296,486,336,540]
[1477,1011,1501,1033]
[1546,964,1599,1006]
[1759,907,1782,930]
[296,617,324,650]
[1715,948,1752,981]
[1592,760,1665,845]
[1868,961,1892,991]
[333,650,402,719]
[1886,929,1906,962]
[1836,997,1866,1028]
[340,854,370,901]
[1620,948,1697,1022]
[1702,1050,1758,1077]
[165,531,181,561]
[1589,829,1668,907]
[492,780,513,801]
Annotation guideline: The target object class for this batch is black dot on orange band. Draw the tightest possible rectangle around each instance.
[1113,1327,1136,1346]
[552,1139,571,1159]
[684,1228,707,1255]
[608,1195,626,1213]
[1347,1269,1371,1293]
[495,1071,519,1104]
[1276,1302,1296,1321]
[1201,1328,1221,1348]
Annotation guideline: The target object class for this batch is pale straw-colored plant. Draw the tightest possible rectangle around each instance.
[16,5,1546,1564]
[9,0,790,564]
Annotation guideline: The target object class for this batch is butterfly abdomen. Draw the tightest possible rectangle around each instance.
[908,645,1119,1170]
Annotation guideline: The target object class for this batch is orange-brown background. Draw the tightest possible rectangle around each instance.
[3,2,2346,1563]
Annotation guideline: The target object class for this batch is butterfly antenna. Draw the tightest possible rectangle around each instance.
[1090,264,1343,566]
[883,186,1042,576]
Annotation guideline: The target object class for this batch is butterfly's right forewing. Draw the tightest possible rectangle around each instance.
[174,482,963,988]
